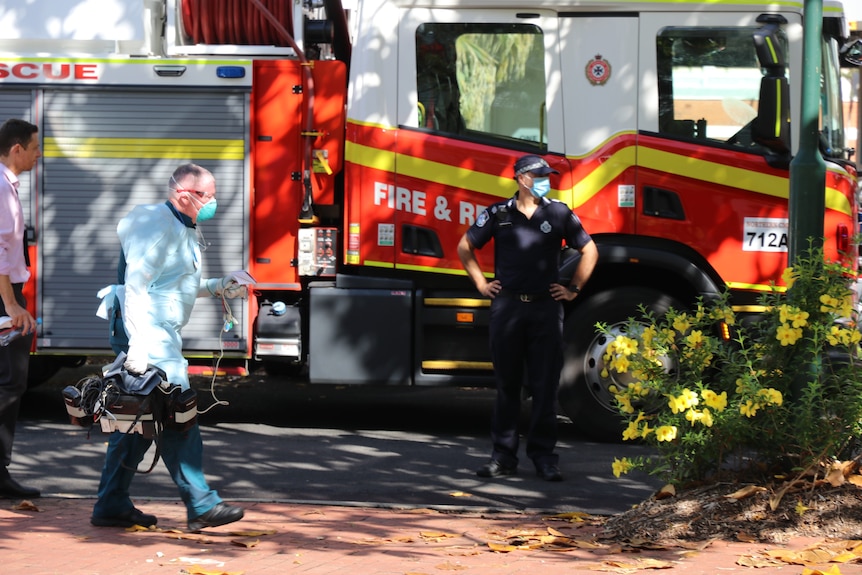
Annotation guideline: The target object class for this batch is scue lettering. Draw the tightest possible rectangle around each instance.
[0,62,98,81]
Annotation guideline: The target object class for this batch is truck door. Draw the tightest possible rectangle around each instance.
[557,14,640,237]
[393,8,566,276]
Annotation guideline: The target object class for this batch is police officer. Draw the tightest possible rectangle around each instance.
[458,154,598,481]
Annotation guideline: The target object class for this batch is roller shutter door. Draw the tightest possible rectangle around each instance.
[39,89,250,353]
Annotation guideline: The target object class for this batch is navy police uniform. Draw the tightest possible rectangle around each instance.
[466,194,592,470]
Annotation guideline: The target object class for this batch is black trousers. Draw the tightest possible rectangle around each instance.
[0,284,32,475]
[487,295,563,468]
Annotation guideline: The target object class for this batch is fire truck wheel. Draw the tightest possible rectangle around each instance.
[558,286,683,443]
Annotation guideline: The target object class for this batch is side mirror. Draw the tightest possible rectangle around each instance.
[751,17,791,154]
[752,77,791,153]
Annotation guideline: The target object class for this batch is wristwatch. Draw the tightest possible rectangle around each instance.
[569,285,580,294]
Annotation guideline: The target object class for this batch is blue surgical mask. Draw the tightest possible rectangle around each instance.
[196,197,218,222]
[530,177,551,198]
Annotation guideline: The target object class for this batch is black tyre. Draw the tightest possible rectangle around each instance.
[559,286,684,442]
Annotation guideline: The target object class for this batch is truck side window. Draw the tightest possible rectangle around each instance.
[415,23,546,147]
[656,26,784,152]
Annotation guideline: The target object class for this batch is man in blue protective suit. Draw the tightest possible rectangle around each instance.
[91,163,247,532]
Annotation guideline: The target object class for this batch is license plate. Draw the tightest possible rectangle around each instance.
[743,217,788,252]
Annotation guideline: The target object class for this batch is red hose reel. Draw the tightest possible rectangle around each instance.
[180,0,294,46]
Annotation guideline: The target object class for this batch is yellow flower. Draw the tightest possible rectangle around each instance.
[673,314,691,333]
[610,355,631,373]
[612,457,634,478]
[711,306,736,326]
[685,408,703,425]
[680,388,699,408]
[840,296,854,318]
[790,310,809,328]
[776,324,803,346]
[778,305,808,327]
[740,400,760,418]
[659,328,676,344]
[668,389,699,414]
[829,325,862,346]
[820,293,841,313]
[700,408,714,427]
[615,394,635,414]
[827,324,842,346]
[640,422,653,438]
[758,388,783,406]
[781,266,796,289]
[642,324,657,347]
[613,335,639,356]
[685,330,704,347]
[655,425,678,442]
[622,420,641,441]
[779,304,792,324]
[701,389,727,411]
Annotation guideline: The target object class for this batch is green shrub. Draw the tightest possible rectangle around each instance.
[604,247,862,486]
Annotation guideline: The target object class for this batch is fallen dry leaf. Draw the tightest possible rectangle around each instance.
[434,561,467,570]
[825,461,851,487]
[230,538,259,548]
[546,511,592,522]
[420,531,459,542]
[353,536,415,545]
[801,567,844,575]
[725,485,767,500]
[230,529,276,537]
[589,557,675,573]
[12,500,39,511]
[654,484,676,500]
[448,491,472,497]
[769,482,792,511]
[182,567,243,575]
[765,547,836,565]
[737,555,782,568]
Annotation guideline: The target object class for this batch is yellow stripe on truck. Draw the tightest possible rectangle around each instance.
[347,136,853,218]
[44,137,244,160]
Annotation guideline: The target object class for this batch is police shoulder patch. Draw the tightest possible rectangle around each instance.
[477,210,490,227]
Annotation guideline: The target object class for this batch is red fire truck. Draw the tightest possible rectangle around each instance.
[0,0,859,440]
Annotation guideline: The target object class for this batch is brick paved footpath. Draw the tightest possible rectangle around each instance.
[0,497,855,575]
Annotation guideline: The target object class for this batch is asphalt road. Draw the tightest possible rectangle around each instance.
[14,363,662,515]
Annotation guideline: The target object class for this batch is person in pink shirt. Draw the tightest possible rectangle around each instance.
[0,118,41,499]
